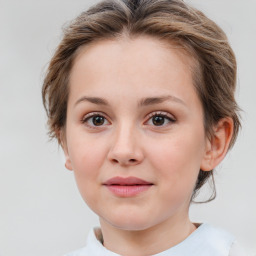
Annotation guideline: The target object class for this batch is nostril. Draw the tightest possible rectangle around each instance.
[111,158,137,164]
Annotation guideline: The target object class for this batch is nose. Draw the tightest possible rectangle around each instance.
[107,124,144,166]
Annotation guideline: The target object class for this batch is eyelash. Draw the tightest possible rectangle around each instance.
[81,112,110,129]
[81,111,176,129]
[145,111,176,127]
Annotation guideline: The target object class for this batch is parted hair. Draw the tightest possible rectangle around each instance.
[42,0,240,202]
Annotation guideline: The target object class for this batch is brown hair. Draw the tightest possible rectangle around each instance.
[42,0,240,202]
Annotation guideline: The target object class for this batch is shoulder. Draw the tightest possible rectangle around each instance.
[63,228,97,256]
[196,223,235,244]
[192,223,248,256]
[63,247,88,256]
[178,223,236,256]
[63,228,119,256]
[229,241,248,256]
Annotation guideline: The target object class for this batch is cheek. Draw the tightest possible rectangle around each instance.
[67,128,107,172]
[72,149,104,209]
[147,129,205,191]
[67,134,108,202]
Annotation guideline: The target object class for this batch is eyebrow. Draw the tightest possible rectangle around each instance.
[138,95,185,107]
[74,95,185,107]
[75,96,109,106]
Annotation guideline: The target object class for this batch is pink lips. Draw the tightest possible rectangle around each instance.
[103,176,153,197]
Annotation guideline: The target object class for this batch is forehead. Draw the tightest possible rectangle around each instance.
[68,36,200,108]
[71,36,195,78]
[72,35,196,75]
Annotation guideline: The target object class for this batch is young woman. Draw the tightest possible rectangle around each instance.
[42,0,245,255]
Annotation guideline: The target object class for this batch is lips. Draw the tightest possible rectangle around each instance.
[103,176,153,197]
[104,176,153,186]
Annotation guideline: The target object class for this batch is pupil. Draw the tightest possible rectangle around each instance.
[153,116,164,126]
[93,116,104,126]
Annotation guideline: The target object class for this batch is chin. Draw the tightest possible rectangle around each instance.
[100,211,158,231]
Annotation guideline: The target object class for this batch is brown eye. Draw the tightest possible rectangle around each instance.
[92,116,105,126]
[82,113,110,128]
[145,112,176,127]
[152,116,165,126]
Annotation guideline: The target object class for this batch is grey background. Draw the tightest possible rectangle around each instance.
[0,0,255,255]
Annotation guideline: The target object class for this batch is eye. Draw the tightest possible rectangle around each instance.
[81,112,110,128]
[146,112,176,127]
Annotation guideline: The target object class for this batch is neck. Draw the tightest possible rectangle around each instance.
[99,215,196,256]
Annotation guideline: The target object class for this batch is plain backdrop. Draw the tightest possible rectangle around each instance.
[0,0,255,255]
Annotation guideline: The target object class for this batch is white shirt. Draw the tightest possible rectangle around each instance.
[64,223,247,256]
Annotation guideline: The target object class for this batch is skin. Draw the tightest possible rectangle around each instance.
[62,36,233,256]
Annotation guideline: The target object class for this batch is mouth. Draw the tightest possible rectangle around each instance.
[103,176,153,197]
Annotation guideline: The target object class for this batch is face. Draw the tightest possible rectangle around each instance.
[63,36,211,231]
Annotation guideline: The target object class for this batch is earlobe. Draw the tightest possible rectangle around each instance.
[64,160,73,171]
[62,146,73,171]
[200,117,233,171]
[59,130,73,171]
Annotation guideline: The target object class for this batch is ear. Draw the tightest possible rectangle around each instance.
[59,129,73,171]
[200,117,233,171]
